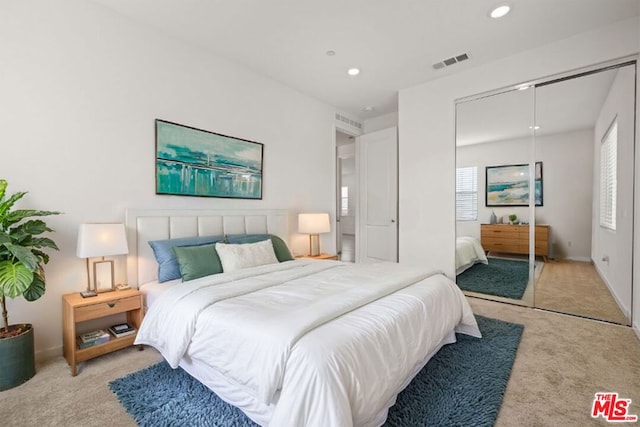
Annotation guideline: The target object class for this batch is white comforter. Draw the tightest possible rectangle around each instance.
[456,236,488,275]
[136,260,480,426]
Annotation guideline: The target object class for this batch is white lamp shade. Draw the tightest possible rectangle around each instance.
[76,223,129,258]
[298,213,331,234]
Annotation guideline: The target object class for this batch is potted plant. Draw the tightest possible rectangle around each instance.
[0,179,60,390]
[508,214,518,225]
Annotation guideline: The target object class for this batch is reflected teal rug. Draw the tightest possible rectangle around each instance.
[110,316,523,427]
[456,257,529,300]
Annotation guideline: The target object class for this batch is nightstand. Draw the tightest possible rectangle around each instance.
[296,253,339,260]
[62,289,143,376]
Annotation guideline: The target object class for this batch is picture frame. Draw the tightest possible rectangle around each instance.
[93,260,115,293]
[486,162,543,207]
[155,119,264,199]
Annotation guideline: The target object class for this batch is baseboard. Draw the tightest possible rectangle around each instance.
[634,321,640,342]
[593,260,631,320]
[564,256,592,263]
[36,345,62,363]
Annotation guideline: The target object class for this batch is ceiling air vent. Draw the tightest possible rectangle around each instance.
[433,52,470,70]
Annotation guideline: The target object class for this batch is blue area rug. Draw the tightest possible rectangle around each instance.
[456,257,529,300]
[110,316,523,427]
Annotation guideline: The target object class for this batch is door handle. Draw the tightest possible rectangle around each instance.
[391,219,396,223]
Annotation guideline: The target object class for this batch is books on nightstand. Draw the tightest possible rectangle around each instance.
[78,329,110,349]
[108,322,136,338]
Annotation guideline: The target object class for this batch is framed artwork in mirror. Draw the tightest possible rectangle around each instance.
[486,162,543,207]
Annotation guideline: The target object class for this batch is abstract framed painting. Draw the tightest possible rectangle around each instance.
[485,162,543,207]
[155,119,263,199]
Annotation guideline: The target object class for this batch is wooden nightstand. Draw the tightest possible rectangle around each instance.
[296,253,339,260]
[62,289,143,376]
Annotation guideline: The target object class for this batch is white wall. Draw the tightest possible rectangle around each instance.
[398,17,639,330]
[0,0,337,357]
[592,66,636,318]
[457,129,594,261]
[363,112,399,133]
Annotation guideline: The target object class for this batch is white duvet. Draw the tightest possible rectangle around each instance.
[136,260,480,426]
[456,236,488,275]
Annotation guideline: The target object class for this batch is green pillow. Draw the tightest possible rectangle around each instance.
[173,244,223,281]
[269,235,294,262]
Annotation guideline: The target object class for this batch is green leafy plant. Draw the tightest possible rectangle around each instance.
[0,180,60,338]
[508,214,517,223]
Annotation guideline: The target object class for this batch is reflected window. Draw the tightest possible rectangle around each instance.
[456,166,477,221]
[341,186,349,216]
[600,119,617,230]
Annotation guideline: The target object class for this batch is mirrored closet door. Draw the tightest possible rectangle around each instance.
[455,86,536,307]
[455,59,636,325]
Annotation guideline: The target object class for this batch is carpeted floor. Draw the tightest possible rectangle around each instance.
[2,299,639,427]
[457,257,529,300]
[109,316,522,427]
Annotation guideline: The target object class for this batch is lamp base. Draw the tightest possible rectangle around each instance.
[308,234,321,257]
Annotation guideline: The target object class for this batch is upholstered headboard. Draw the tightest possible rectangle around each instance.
[125,209,291,287]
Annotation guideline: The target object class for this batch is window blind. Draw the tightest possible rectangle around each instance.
[456,166,478,221]
[600,120,617,230]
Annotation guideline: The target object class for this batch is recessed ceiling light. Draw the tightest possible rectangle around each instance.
[347,68,360,76]
[326,50,336,56]
[489,4,511,18]
[363,106,374,112]
[529,125,540,130]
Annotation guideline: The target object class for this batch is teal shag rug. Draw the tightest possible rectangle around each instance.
[456,258,529,300]
[110,316,523,427]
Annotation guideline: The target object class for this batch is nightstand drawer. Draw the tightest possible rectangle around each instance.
[75,296,140,322]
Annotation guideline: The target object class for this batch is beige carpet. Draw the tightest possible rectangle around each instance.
[1,298,639,426]
[535,260,629,325]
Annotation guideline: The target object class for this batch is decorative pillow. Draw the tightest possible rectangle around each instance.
[215,239,279,273]
[148,235,224,283]
[226,234,294,262]
[173,244,223,281]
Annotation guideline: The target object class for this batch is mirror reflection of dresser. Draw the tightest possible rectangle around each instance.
[480,224,549,262]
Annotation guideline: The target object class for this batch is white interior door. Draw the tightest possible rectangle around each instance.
[356,127,398,263]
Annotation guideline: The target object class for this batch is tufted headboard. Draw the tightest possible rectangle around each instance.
[125,208,291,287]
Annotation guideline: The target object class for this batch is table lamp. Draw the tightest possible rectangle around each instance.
[298,213,331,257]
[76,223,129,297]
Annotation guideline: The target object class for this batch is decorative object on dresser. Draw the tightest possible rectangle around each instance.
[62,289,144,376]
[486,162,543,206]
[0,179,60,391]
[298,212,331,256]
[76,223,129,295]
[155,119,264,200]
[480,223,549,261]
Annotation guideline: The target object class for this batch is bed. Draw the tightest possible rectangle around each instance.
[456,236,488,275]
[126,209,481,427]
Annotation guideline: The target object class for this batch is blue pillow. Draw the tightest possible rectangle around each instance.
[226,234,294,262]
[149,235,224,282]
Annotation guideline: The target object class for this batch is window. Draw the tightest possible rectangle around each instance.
[600,119,617,230]
[456,166,478,221]
[341,186,349,216]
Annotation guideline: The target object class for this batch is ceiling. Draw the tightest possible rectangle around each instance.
[92,0,639,119]
[456,66,622,146]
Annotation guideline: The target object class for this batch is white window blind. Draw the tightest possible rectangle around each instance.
[341,186,349,216]
[456,166,477,221]
[600,120,617,230]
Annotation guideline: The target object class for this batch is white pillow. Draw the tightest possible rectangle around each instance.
[215,239,279,272]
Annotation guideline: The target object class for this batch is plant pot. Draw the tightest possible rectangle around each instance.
[0,324,35,391]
